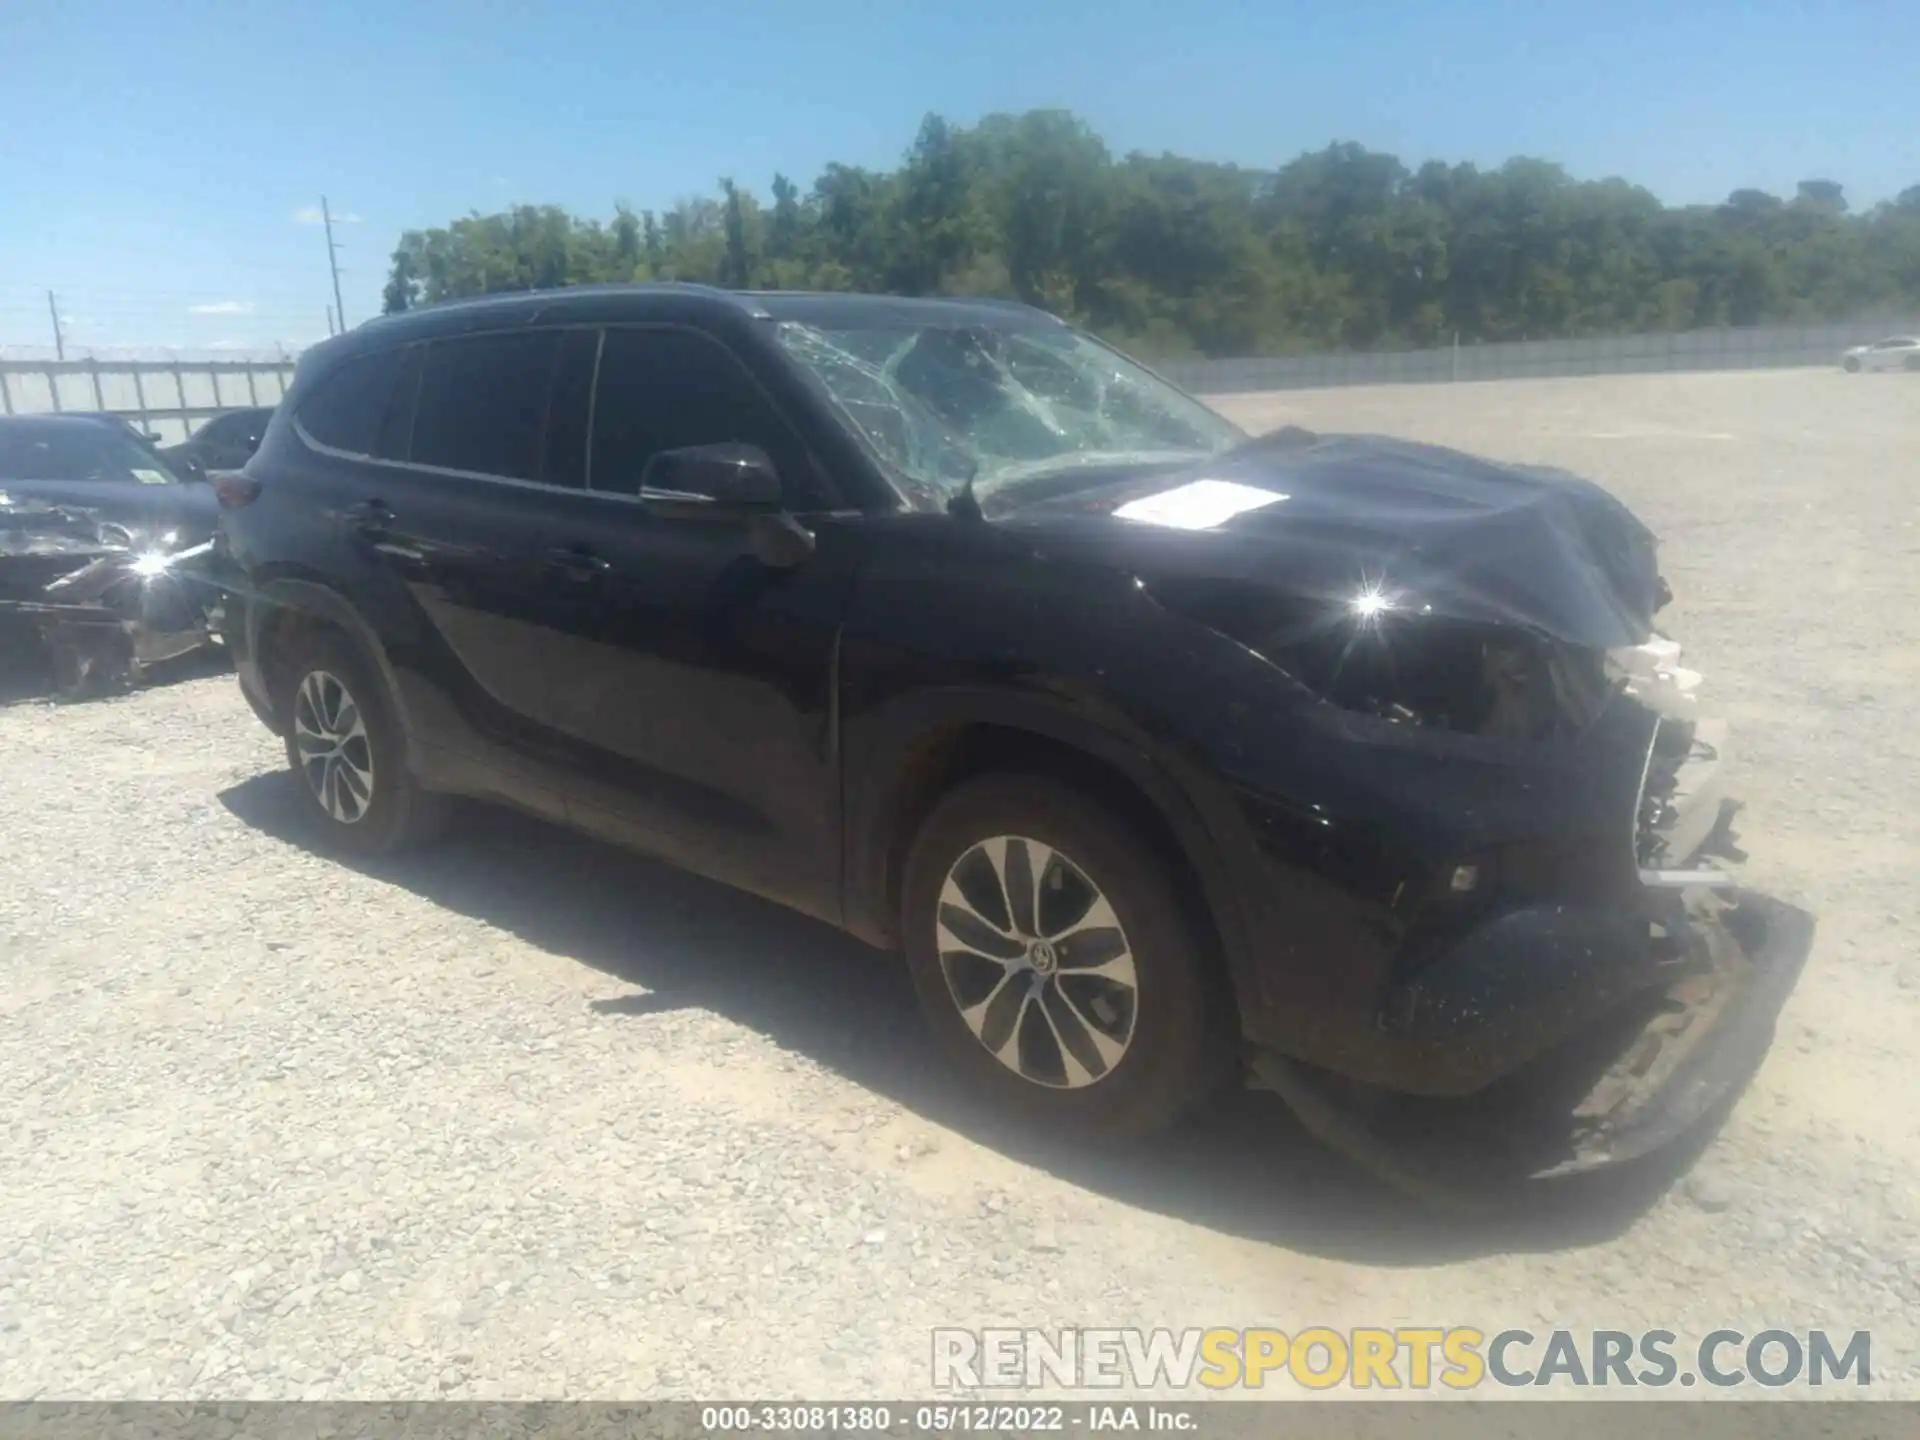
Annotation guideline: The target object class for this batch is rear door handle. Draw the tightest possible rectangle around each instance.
[346,499,394,538]
[546,545,610,580]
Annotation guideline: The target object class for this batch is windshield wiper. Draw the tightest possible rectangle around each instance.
[947,460,984,522]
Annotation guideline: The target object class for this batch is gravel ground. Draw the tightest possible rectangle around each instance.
[2,368,1916,1402]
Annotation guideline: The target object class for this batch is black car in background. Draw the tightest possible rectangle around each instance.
[214,283,1810,1196]
[0,415,227,694]
[159,405,275,477]
[0,414,217,562]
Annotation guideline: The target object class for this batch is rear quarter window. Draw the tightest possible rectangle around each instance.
[295,346,416,459]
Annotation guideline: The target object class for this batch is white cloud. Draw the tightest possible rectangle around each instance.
[292,205,364,225]
[189,300,255,315]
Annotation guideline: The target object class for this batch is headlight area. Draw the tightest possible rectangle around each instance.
[1260,605,1618,743]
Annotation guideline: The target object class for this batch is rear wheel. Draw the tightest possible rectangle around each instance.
[901,774,1232,1142]
[1905,355,1920,372]
[1843,356,1861,372]
[273,628,445,856]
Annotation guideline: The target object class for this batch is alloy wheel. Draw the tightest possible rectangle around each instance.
[935,835,1140,1089]
[292,669,376,824]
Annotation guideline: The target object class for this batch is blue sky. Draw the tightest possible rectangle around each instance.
[3,0,1915,354]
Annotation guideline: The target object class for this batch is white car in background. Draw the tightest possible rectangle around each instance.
[1840,336,1920,372]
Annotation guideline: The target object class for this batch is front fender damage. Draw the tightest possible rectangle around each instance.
[0,492,222,699]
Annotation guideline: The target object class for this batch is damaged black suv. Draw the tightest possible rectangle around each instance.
[216,284,1811,1195]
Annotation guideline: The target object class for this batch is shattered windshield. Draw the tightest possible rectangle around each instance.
[775,318,1244,497]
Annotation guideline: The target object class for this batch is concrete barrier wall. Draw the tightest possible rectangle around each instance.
[0,359,297,446]
[7,322,1914,442]
[1160,319,1920,395]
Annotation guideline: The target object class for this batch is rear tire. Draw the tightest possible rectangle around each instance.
[272,627,445,857]
[1905,355,1920,372]
[900,773,1233,1142]
[1843,356,1861,372]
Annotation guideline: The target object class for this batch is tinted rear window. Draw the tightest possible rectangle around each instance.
[410,330,565,482]
[295,347,412,457]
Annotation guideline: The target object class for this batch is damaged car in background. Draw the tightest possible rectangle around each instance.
[219,286,1813,1204]
[0,415,227,698]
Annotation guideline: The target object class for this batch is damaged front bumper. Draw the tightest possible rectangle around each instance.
[1252,885,1812,1193]
[1540,887,1811,1174]
[1250,678,1814,1194]
[0,526,225,697]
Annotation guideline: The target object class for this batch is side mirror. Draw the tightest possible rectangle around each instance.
[639,443,782,511]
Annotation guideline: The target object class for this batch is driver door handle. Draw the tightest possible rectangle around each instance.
[547,545,611,580]
[346,499,393,538]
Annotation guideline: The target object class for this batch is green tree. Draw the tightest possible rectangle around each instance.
[380,110,1920,358]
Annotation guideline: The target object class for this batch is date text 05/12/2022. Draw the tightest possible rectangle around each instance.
[701,1404,1197,1432]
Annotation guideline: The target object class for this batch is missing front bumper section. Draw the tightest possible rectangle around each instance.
[1637,717,1741,887]
[1250,889,1814,1201]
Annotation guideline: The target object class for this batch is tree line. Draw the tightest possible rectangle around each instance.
[380,110,1920,359]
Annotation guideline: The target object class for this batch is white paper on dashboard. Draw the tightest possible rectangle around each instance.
[1111,479,1287,531]
[1113,481,1290,533]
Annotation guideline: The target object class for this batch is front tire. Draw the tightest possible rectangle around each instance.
[1843,356,1861,372]
[273,628,445,857]
[901,774,1232,1142]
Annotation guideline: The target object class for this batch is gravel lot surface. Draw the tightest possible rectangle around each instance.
[2,368,1916,1403]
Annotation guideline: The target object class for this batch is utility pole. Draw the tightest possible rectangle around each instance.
[321,196,348,331]
[326,305,336,338]
[47,291,65,361]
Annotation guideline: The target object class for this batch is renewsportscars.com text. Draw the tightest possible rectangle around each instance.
[931,1327,1872,1391]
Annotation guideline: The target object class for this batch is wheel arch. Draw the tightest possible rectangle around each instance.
[842,690,1256,1029]
[247,573,414,750]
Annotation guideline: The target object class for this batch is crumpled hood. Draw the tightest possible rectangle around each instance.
[0,478,218,551]
[989,430,1664,648]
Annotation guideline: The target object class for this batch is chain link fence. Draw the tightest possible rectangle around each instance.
[4,319,1916,444]
[0,357,298,446]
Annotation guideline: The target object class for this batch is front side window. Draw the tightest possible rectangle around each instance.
[589,328,818,504]
[774,318,1244,499]
[410,330,567,483]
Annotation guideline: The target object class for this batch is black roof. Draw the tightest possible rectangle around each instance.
[331,283,1062,361]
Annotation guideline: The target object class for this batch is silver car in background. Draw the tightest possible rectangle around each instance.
[1841,335,1920,372]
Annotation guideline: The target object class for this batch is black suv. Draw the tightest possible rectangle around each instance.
[161,406,276,477]
[218,284,1809,1191]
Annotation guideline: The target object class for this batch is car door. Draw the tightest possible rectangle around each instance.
[532,323,850,923]
[316,326,597,789]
